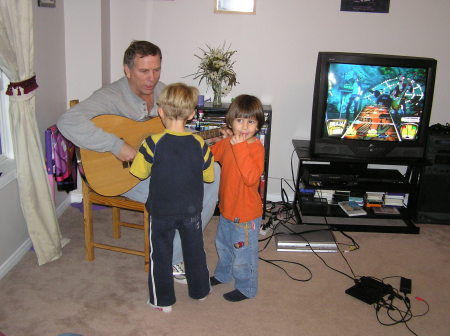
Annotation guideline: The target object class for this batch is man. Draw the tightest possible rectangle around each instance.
[57,40,220,283]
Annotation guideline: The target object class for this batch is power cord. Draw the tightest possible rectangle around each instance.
[283,151,430,335]
[259,202,313,282]
[374,288,429,335]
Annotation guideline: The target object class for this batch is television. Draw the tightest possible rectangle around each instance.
[310,52,437,165]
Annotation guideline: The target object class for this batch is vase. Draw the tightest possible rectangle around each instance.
[212,83,222,107]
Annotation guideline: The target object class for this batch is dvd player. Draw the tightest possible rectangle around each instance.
[301,164,359,187]
[275,224,337,253]
[301,164,406,187]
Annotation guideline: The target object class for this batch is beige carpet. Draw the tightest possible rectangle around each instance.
[0,205,449,336]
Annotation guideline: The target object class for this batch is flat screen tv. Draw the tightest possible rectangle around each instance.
[310,52,437,165]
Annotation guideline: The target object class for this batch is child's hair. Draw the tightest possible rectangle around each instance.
[225,94,264,130]
[157,83,199,120]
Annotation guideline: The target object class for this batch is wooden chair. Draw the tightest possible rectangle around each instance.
[67,99,158,272]
[82,178,150,272]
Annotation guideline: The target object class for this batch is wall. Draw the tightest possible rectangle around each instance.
[34,0,68,211]
[64,0,102,103]
[65,0,450,200]
[146,0,450,200]
[109,0,152,81]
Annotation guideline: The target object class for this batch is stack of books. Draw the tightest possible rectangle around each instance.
[365,191,385,207]
[383,192,406,208]
[257,128,268,146]
[372,206,400,216]
[349,191,365,207]
[333,190,350,203]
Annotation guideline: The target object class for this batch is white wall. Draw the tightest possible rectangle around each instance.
[0,180,29,279]
[145,0,450,199]
[66,0,450,200]
[109,0,152,82]
[64,0,102,102]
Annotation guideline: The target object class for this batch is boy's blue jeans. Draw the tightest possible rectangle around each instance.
[214,215,261,298]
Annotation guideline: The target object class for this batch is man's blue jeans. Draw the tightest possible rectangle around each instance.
[122,162,220,265]
[214,215,261,298]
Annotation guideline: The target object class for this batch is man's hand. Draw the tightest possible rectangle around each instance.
[220,126,233,138]
[115,143,137,162]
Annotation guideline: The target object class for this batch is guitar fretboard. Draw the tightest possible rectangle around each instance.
[197,127,223,140]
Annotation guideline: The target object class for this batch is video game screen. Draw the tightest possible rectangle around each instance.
[324,63,428,141]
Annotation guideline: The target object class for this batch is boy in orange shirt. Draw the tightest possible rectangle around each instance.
[209,94,265,302]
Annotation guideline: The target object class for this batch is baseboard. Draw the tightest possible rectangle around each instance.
[1,191,290,280]
[56,194,73,218]
[0,238,32,280]
[69,189,82,204]
[0,197,72,281]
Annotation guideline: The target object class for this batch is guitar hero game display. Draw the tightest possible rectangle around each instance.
[324,63,426,142]
[310,52,437,163]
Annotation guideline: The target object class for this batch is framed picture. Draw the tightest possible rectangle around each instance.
[215,0,256,14]
[340,0,390,13]
[38,0,56,8]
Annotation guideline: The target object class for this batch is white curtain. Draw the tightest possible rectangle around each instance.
[0,0,66,265]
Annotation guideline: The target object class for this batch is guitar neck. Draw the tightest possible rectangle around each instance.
[198,127,223,140]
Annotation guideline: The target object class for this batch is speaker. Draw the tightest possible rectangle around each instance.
[416,127,450,224]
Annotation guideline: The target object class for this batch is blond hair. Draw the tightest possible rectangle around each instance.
[157,83,199,120]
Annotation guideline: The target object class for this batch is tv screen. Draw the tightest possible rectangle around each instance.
[310,52,437,163]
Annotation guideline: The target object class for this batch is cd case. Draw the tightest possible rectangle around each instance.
[338,201,367,217]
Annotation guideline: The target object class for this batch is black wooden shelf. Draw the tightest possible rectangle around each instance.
[292,139,420,234]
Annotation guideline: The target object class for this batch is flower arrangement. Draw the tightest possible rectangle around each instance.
[191,42,238,106]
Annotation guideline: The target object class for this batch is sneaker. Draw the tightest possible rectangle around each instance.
[147,299,172,313]
[198,289,212,301]
[172,262,187,284]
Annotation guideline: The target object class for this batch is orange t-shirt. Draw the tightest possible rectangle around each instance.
[211,137,264,223]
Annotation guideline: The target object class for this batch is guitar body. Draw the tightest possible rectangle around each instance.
[78,115,222,196]
[79,115,164,196]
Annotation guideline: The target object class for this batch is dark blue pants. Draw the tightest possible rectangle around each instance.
[148,214,210,307]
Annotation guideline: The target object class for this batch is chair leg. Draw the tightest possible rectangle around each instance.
[82,180,94,261]
[112,207,121,239]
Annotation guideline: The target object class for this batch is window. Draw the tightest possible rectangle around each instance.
[0,70,13,159]
[0,70,16,188]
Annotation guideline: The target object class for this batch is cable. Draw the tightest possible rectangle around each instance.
[371,277,430,336]
[281,222,356,281]
[259,257,312,282]
[259,203,314,281]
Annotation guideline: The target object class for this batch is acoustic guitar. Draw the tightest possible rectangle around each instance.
[79,115,222,196]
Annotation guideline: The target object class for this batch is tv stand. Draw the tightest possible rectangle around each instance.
[292,139,420,234]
